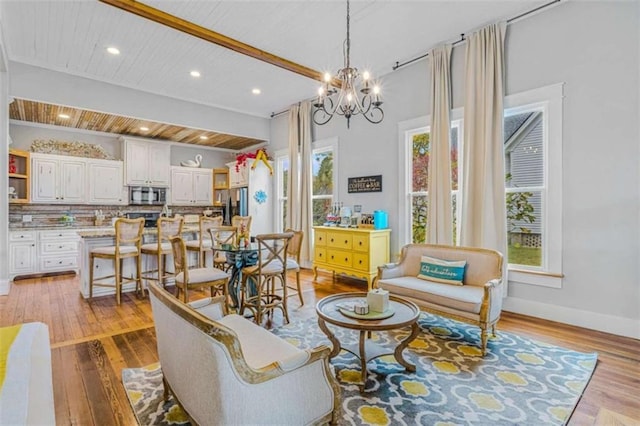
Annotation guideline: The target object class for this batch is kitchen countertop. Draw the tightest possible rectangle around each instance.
[77,224,200,238]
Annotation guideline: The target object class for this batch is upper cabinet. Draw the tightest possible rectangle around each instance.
[87,159,126,205]
[227,161,249,188]
[8,148,30,203]
[170,166,212,206]
[122,137,170,187]
[212,168,229,206]
[32,153,86,203]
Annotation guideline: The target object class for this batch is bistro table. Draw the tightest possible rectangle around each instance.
[218,243,260,310]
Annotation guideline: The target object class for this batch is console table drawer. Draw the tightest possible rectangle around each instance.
[352,234,369,252]
[327,232,352,250]
[314,247,327,263]
[352,253,369,271]
[314,230,327,247]
[328,250,352,268]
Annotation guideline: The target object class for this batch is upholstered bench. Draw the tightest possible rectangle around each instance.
[0,322,55,425]
[376,244,503,355]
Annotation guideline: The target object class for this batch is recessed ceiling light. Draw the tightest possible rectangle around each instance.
[106,46,120,55]
[199,135,208,140]
[58,113,70,119]
[252,88,261,95]
[190,70,201,78]
[140,126,149,132]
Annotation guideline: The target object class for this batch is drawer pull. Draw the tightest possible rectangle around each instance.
[59,261,63,264]
[58,234,63,237]
[359,242,363,246]
[344,240,348,244]
[359,260,362,264]
[59,245,63,249]
[330,238,334,242]
[331,255,334,260]
[344,257,348,262]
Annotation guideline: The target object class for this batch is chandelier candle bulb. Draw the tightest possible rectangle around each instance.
[367,289,389,313]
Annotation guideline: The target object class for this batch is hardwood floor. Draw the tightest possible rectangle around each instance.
[1,271,639,425]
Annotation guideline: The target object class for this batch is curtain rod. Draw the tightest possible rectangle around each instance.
[271,0,562,119]
[392,0,561,71]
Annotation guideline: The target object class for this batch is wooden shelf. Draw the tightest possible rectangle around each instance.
[9,149,30,203]
[213,167,229,206]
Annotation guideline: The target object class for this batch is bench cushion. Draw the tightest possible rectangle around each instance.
[378,276,484,314]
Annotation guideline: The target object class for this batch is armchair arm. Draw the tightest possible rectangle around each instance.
[187,295,227,320]
[377,262,405,281]
[479,279,503,324]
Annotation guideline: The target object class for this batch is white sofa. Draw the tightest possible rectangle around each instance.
[0,322,55,425]
[148,282,341,425]
[376,244,503,355]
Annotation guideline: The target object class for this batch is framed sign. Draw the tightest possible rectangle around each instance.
[348,175,382,193]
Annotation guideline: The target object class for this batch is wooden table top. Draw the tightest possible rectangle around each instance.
[316,292,420,331]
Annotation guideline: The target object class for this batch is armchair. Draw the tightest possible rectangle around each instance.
[148,281,341,425]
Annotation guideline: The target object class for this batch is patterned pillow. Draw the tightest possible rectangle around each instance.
[417,255,467,285]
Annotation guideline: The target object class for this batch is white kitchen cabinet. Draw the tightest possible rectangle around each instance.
[170,166,212,206]
[87,159,126,204]
[38,229,80,273]
[122,137,171,187]
[31,153,86,203]
[227,161,249,188]
[9,230,37,279]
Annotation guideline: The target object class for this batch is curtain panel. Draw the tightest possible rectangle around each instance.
[460,22,508,286]
[427,44,453,245]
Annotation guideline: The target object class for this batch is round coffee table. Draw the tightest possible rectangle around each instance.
[316,292,421,391]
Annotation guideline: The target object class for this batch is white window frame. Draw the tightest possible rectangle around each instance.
[397,110,463,249]
[505,83,563,289]
[274,148,289,233]
[311,137,338,227]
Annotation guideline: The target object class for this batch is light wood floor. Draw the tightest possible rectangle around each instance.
[1,271,639,426]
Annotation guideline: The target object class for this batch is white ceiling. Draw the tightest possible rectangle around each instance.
[0,0,542,119]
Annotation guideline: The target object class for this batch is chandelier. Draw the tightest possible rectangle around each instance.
[312,0,383,128]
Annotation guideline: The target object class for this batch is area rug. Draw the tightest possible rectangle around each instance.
[122,313,597,425]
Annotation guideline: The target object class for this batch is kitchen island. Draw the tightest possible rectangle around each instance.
[77,225,199,299]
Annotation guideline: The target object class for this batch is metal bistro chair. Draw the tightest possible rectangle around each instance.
[208,226,238,272]
[186,216,223,268]
[284,228,304,306]
[89,217,145,305]
[240,232,293,326]
[170,235,230,304]
[141,216,184,289]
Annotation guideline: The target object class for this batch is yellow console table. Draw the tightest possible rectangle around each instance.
[312,226,391,290]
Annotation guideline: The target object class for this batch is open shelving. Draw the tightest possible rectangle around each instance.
[212,168,229,206]
[9,148,30,203]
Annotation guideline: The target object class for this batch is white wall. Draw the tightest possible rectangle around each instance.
[0,10,9,295]
[269,1,640,338]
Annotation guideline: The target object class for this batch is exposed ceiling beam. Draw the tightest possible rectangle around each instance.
[98,0,335,86]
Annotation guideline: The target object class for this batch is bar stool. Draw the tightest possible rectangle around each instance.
[284,228,304,306]
[170,236,230,303]
[89,217,145,305]
[209,226,238,271]
[240,232,293,325]
[141,217,184,289]
[186,216,223,267]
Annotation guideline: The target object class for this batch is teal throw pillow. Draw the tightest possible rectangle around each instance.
[417,255,466,286]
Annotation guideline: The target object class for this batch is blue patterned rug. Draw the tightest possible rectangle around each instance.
[122,313,597,425]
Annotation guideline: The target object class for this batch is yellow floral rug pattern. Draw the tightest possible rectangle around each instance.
[122,313,597,425]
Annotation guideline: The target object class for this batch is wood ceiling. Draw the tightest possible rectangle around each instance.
[9,99,265,151]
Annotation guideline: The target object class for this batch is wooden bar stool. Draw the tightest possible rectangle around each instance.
[170,236,230,303]
[240,232,293,325]
[89,217,145,305]
[209,226,238,272]
[141,217,184,289]
[186,216,223,267]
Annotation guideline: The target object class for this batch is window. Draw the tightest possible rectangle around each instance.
[504,83,563,288]
[311,143,335,226]
[403,120,461,244]
[398,84,562,288]
[274,149,289,232]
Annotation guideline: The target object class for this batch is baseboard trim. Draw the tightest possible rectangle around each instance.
[503,296,640,339]
[0,278,10,296]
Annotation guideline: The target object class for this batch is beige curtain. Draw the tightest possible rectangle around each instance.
[427,44,453,245]
[287,102,313,266]
[460,22,508,270]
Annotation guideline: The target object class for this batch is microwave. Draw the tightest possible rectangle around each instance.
[129,186,167,205]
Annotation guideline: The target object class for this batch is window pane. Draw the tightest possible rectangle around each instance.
[313,198,331,226]
[412,132,429,192]
[281,158,289,197]
[281,199,288,230]
[507,190,542,267]
[504,111,544,188]
[412,195,428,243]
[451,126,459,190]
[452,192,458,244]
[313,151,333,195]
